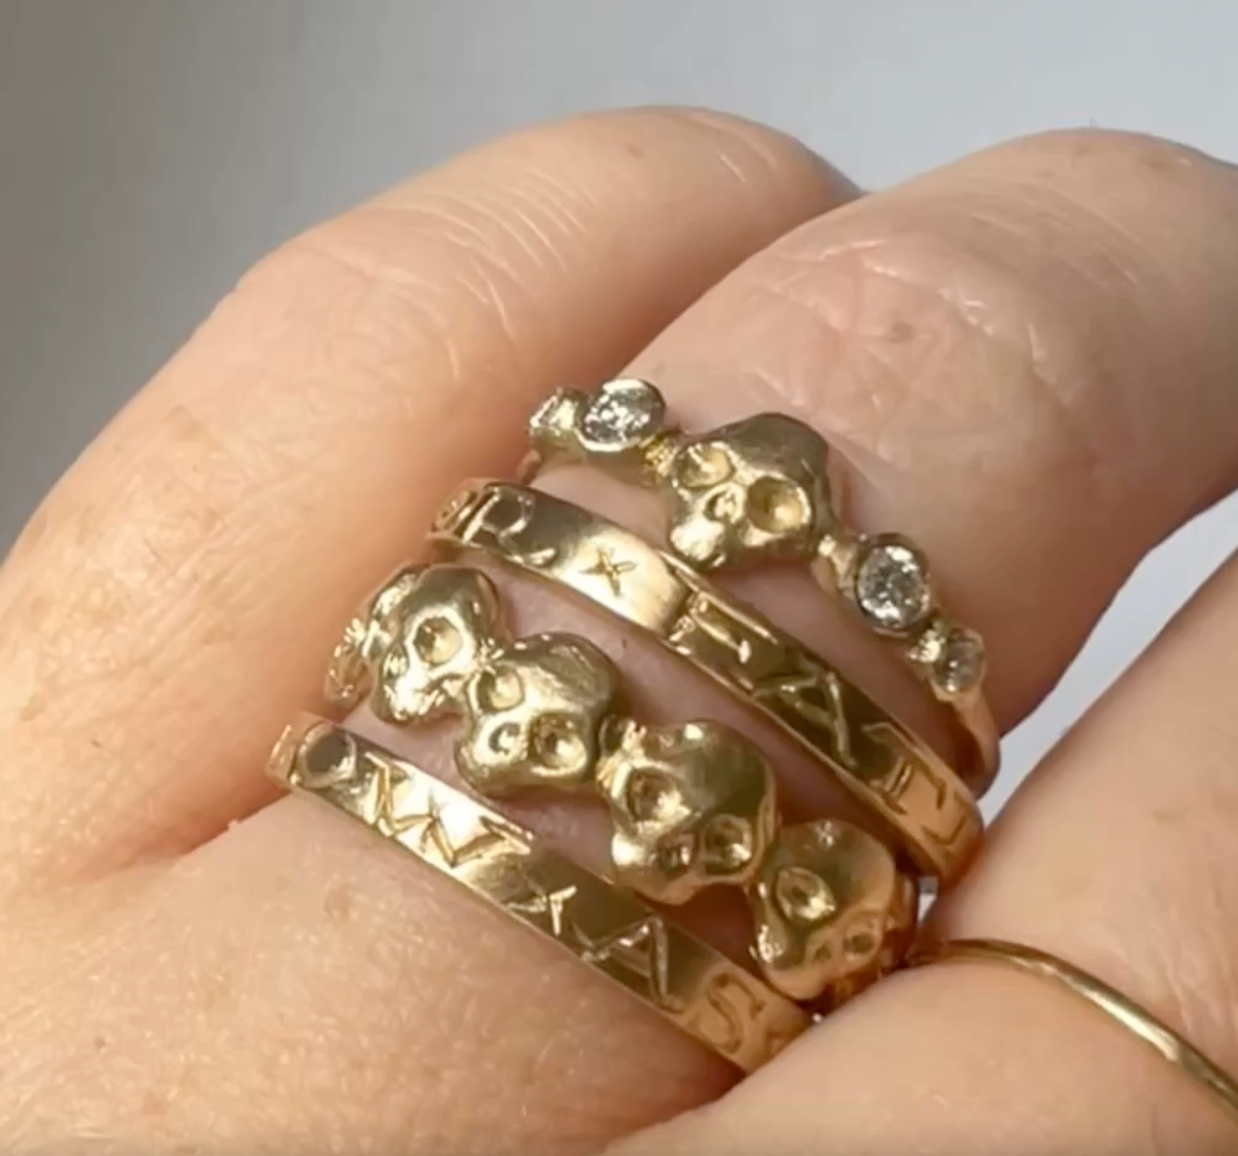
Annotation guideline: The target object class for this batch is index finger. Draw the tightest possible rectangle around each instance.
[0,108,850,891]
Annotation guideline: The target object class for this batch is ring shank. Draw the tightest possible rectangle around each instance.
[912,938,1238,1125]
[268,714,809,1072]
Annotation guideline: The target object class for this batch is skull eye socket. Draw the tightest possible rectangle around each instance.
[412,614,463,666]
[774,866,838,927]
[530,715,589,774]
[746,477,811,534]
[675,442,734,490]
[701,814,754,872]
[473,666,525,712]
[624,769,677,823]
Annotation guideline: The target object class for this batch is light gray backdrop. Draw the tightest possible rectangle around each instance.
[3,0,1237,806]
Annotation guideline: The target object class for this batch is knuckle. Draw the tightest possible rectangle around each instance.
[734,217,1112,499]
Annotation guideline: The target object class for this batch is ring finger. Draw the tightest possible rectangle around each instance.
[246,127,1238,1150]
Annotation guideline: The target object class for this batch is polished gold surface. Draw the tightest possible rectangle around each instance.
[525,379,998,792]
[912,938,1238,1124]
[430,480,982,884]
[326,559,916,1001]
[598,717,779,906]
[753,819,918,1004]
[268,715,810,1071]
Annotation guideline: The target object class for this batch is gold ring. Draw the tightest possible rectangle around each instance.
[524,379,998,795]
[911,938,1238,1124]
[269,714,810,1071]
[428,479,983,884]
[324,561,918,1004]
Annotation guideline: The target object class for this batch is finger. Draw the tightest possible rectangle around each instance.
[607,552,1238,1156]
[603,136,1238,1156]
[37,126,1238,1156]
[610,129,1238,732]
[0,108,851,888]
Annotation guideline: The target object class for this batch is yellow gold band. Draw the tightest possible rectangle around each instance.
[269,714,810,1071]
[324,561,918,1004]
[525,379,998,794]
[429,480,983,884]
[912,938,1238,1124]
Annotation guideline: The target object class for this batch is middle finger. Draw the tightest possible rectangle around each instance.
[49,128,1238,1152]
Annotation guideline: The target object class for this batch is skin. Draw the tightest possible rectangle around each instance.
[2,107,1238,1154]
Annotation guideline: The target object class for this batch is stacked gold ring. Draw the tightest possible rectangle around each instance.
[265,377,999,1071]
[430,480,982,883]
[522,378,998,793]
[322,561,919,1006]
[270,715,809,1071]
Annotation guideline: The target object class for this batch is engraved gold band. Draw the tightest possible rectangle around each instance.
[429,480,983,884]
[324,561,918,1003]
[912,938,1238,1124]
[525,379,999,794]
[268,714,810,1071]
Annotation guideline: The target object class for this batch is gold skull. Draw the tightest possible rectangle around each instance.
[665,413,834,570]
[327,565,507,724]
[750,818,914,1002]
[455,634,623,796]
[598,720,777,905]
[325,564,425,710]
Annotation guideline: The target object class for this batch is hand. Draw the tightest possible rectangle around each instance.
[3,109,1237,1155]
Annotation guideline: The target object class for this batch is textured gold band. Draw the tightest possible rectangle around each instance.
[912,938,1238,1124]
[324,561,918,1003]
[524,379,999,794]
[429,480,983,884]
[268,714,810,1071]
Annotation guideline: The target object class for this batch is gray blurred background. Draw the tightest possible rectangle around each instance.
[3,0,1237,804]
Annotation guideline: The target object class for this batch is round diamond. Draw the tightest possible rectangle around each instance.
[854,538,931,631]
[580,379,663,447]
[934,628,985,696]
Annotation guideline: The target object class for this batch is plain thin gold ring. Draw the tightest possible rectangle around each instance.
[911,937,1238,1124]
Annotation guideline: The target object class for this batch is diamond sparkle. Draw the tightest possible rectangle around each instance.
[854,539,931,631]
[580,379,663,447]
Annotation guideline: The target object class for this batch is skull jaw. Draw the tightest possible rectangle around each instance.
[610,829,705,905]
[667,508,823,570]
[373,665,465,725]
[453,729,599,798]
[753,906,889,1002]
[610,828,766,906]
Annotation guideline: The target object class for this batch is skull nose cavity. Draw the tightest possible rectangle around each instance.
[775,865,839,927]
[624,769,679,823]
[746,476,811,535]
[701,814,754,872]
[487,720,524,757]
[703,485,744,524]
[653,833,696,877]
[529,715,588,774]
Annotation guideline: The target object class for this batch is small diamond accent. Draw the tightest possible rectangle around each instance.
[934,628,985,696]
[580,379,663,447]
[854,539,931,631]
[529,391,566,436]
